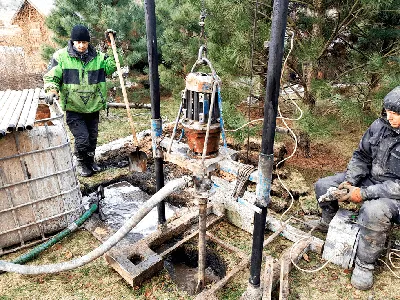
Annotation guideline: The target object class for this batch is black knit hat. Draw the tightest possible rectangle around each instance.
[70,25,90,42]
[383,86,400,114]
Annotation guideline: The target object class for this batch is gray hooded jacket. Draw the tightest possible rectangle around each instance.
[345,86,400,200]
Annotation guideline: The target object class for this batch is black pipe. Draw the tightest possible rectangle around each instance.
[144,0,166,224]
[249,207,267,286]
[249,0,289,288]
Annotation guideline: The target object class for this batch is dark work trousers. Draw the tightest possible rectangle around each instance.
[66,111,100,155]
[315,172,400,264]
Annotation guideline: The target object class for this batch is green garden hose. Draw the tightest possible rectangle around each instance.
[0,203,98,274]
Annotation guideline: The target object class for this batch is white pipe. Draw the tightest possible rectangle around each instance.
[0,176,192,275]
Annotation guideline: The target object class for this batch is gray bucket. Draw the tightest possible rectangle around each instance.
[0,101,82,255]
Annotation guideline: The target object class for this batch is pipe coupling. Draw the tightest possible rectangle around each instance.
[255,153,273,207]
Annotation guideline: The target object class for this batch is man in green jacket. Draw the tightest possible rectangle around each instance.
[44,25,118,177]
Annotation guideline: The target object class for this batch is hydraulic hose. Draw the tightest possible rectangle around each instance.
[0,176,192,275]
[0,203,98,275]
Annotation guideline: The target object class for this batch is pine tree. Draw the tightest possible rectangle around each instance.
[286,0,400,110]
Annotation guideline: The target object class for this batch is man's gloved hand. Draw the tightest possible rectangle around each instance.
[338,182,363,203]
[45,90,58,105]
[105,29,117,45]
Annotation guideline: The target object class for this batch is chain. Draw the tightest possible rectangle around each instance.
[199,0,207,46]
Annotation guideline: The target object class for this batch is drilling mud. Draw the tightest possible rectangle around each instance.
[84,181,179,243]
[164,241,226,295]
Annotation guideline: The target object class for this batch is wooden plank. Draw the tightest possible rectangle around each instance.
[279,240,311,300]
[262,256,274,300]
[266,215,324,254]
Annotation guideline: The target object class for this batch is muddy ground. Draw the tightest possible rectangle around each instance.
[1,93,399,299]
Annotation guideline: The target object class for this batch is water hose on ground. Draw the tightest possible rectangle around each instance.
[0,203,99,275]
[0,176,192,275]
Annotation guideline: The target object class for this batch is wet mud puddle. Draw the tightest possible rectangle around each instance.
[88,181,179,242]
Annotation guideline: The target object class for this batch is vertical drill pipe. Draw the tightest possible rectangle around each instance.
[249,0,289,288]
[144,0,166,224]
[196,196,208,292]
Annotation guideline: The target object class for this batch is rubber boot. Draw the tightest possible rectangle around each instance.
[76,153,93,177]
[314,218,330,233]
[314,210,335,233]
[87,151,101,172]
[351,257,374,290]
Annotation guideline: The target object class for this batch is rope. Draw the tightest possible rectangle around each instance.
[289,236,350,273]
[378,248,400,279]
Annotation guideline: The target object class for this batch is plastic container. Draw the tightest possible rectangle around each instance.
[0,100,82,255]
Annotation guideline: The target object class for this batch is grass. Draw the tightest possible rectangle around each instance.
[2,81,400,299]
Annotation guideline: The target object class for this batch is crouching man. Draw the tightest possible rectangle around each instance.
[315,86,400,290]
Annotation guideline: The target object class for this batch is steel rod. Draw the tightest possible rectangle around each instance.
[249,0,289,289]
[144,0,166,224]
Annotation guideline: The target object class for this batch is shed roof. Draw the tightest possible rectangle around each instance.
[11,0,55,24]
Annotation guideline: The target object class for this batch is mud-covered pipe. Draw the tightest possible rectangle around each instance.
[196,196,208,292]
[249,0,289,288]
[107,102,151,110]
[144,0,166,224]
[0,176,192,274]
[0,203,98,275]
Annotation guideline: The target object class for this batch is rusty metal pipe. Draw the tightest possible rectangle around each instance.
[196,196,208,293]
[17,89,35,131]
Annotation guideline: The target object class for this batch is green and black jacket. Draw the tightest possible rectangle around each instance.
[44,41,118,113]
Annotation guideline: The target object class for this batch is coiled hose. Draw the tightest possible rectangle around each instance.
[0,176,192,275]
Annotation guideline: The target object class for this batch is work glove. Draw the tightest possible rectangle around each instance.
[338,182,363,203]
[45,90,58,105]
[105,29,117,45]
